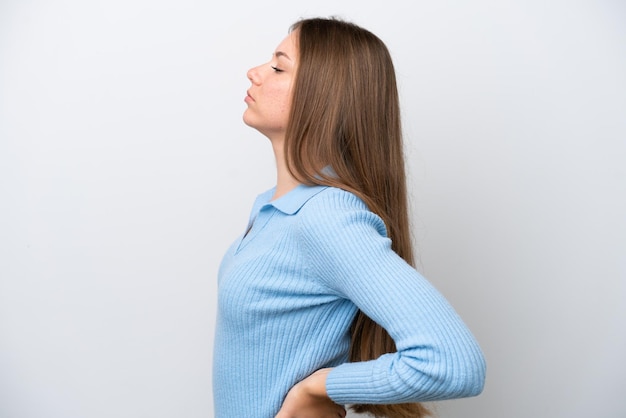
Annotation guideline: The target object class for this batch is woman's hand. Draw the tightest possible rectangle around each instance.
[275,368,346,418]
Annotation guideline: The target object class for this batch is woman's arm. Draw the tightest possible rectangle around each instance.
[299,189,486,405]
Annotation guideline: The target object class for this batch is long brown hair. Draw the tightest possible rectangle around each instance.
[284,17,431,418]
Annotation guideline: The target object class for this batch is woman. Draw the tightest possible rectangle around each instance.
[213,17,486,418]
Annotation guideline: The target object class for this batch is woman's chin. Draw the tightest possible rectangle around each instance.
[242,112,254,128]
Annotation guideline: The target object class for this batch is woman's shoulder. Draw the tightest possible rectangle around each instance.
[303,185,368,212]
[297,185,387,237]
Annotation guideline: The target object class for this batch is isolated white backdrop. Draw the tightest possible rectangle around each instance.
[1,1,625,417]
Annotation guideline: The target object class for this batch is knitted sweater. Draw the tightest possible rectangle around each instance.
[212,184,486,418]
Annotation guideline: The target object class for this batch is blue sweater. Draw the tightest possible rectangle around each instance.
[212,185,485,417]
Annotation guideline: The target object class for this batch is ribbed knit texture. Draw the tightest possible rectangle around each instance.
[212,185,486,418]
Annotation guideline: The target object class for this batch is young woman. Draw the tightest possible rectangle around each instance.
[212,17,486,418]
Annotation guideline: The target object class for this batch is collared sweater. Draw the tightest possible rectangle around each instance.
[212,184,486,418]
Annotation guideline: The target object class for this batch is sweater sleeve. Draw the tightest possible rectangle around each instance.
[298,189,486,405]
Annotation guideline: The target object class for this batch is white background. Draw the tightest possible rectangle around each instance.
[1,1,625,417]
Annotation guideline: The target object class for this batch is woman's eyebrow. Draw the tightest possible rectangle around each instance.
[274,51,292,60]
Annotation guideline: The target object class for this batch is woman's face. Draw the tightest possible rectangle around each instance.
[243,31,297,141]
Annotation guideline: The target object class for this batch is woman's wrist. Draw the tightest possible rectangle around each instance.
[301,367,332,398]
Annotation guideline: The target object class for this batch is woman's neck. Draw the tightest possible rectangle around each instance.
[271,139,301,201]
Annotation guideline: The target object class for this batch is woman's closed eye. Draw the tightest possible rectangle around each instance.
[271,65,284,73]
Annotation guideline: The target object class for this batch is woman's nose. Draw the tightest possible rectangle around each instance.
[247,66,261,84]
